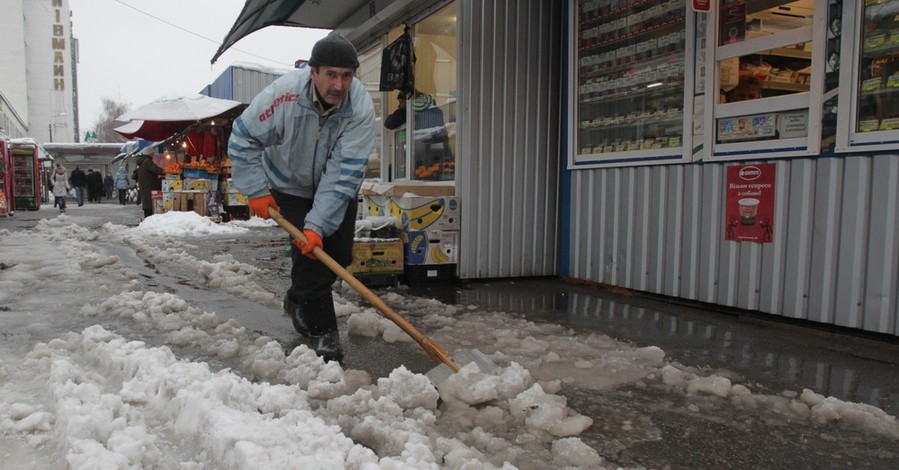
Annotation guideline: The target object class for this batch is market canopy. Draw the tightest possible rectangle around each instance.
[210,0,370,64]
[114,94,246,141]
[113,120,194,142]
[117,94,244,123]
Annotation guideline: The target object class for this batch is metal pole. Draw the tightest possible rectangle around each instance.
[48,123,53,142]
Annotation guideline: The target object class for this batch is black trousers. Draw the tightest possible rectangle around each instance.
[273,190,356,333]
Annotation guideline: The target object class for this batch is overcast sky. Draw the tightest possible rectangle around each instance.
[68,0,330,129]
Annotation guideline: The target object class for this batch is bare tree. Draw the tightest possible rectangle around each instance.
[92,97,131,143]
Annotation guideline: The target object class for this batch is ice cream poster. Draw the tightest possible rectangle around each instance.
[725,163,775,243]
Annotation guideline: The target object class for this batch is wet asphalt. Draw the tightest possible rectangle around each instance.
[4,199,899,469]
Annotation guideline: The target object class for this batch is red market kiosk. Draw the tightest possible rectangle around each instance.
[9,139,41,211]
[0,133,11,216]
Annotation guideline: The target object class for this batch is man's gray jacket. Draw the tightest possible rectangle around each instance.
[228,66,374,236]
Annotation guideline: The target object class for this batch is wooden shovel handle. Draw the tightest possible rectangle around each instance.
[268,206,460,372]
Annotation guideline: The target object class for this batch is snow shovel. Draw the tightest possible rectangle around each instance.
[268,207,498,383]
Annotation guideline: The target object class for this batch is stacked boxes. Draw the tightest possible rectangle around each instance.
[364,195,460,232]
[160,172,219,217]
[172,191,211,216]
[361,191,460,284]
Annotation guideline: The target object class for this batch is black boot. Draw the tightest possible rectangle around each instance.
[282,294,310,336]
[295,293,342,362]
[311,331,343,363]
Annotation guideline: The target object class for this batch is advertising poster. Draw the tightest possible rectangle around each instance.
[719,1,746,45]
[725,163,775,243]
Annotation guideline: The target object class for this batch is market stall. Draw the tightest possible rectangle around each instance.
[113,94,248,220]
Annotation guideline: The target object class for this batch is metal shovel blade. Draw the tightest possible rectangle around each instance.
[425,348,500,387]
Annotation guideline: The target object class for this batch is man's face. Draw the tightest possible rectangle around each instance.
[311,66,356,106]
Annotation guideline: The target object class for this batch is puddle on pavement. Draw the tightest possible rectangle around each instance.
[447,282,899,417]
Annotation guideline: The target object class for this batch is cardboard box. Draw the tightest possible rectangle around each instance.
[391,196,460,231]
[349,239,403,274]
[225,193,248,206]
[362,195,391,217]
[151,190,165,214]
[364,195,460,230]
[173,191,208,216]
[223,178,239,193]
[163,192,175,212]
[401,229,458,265]
[182,178,213,192]
[361,182,455,197]
[162,179,183,192]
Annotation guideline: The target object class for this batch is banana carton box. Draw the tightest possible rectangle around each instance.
[364,196,460,231]
[225,193,248,206]
[400,229,458,265]
[362,195,391,217]
[162,192,175,212]
[349,239,404,274]
[182,178,214,192]
[162,179,183,192]
[223,178,241,193]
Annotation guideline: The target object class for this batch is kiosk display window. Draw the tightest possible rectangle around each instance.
[836,0,899,151]
[710,0,824,159]
[571,0,692,167]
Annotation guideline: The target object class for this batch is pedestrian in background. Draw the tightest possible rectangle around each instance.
[86,169,104,202]
[68,166,86,206]
[114,166,130,205]
[229,33,375,362]
[135,152,163,218]
[104,172,114,199]
[50,163,71,214]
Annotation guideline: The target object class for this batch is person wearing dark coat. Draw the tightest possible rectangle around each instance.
[86,169,104,202]
[68,166,87,206]
[104,172,114,199]
[135,153,163,218]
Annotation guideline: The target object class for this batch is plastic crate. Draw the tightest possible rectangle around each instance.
[401,263,456,286]
[182,168,208,179]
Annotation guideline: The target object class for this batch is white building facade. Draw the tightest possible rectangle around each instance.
[0,0,78,142]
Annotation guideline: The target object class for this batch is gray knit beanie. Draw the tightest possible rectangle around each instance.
[309,33,359,68]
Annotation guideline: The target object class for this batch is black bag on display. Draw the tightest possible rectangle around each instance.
[379,28,414,97]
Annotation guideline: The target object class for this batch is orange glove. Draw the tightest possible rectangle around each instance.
[248,195,278,219]
[292,229,323,259]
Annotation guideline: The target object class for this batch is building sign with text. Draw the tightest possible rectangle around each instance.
[725,163,775,243]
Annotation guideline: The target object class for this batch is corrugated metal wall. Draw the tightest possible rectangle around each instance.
[567,155,899,336]
[456,0,563,279]
[205,66,286,104]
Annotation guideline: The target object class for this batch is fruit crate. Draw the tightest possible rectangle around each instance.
[182,168,208,179]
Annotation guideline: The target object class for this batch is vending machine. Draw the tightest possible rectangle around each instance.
[10,140,41,211]
[0,132,11,216]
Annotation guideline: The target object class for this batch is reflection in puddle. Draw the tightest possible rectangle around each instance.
[456,286,899,416]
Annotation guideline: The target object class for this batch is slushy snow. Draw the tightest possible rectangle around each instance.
[0,211,896,469]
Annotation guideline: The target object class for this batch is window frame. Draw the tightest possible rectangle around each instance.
[702,0,828,162]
